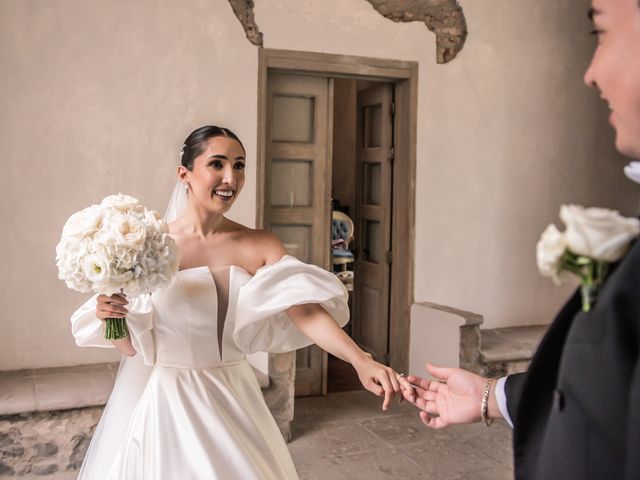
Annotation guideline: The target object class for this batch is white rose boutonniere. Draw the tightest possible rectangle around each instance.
[537,205,640,311]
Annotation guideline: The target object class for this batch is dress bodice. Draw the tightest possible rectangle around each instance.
[151,265,250,368]
[70,255,350,366]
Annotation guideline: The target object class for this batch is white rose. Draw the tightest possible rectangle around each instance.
[100,193,142,213]
[82,254,110,283]
[114,214,147,250]
[61,205,102,239]
[624,162,640,185]
[561,205,640,262]
[536,224,568,284]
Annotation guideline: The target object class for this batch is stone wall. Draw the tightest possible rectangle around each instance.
[0,408,101,477]
[0,359,292,478]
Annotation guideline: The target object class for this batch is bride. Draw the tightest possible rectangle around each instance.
[70,125,412,479]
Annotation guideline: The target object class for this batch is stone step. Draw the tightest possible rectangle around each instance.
[478,325,548,377]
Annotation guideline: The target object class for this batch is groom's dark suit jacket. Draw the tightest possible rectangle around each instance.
[505,239,640,480]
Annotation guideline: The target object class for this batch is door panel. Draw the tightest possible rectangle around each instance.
[354,83,394,364]
[265,73,333,396]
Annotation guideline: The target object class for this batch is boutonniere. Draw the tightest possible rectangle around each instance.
[536,205,640,311]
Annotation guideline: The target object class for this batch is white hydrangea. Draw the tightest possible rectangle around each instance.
[56,193,179,296]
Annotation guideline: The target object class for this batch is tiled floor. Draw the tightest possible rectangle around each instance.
[290,390,514,480]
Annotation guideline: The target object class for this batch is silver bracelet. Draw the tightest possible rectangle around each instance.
[481,377,495,426]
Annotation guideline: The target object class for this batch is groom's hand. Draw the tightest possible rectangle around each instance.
[402,363,499,429]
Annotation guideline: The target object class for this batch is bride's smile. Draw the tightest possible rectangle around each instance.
[179,135,246,215]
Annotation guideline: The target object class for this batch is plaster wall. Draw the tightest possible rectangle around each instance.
[1,0,638,370]
[256,0,639,333]
[0,0,258,369]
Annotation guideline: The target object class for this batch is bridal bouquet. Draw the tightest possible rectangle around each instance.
[56,194,179,339]
[536,205,640,311]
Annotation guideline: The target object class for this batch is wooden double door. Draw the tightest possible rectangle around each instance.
[263,72,395,395]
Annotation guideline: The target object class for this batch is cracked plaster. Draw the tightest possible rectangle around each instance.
[227,0,467,64]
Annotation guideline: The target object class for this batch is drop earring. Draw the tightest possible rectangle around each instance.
[184,183,189,194]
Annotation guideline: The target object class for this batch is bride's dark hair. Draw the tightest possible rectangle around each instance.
[181,125,245,171]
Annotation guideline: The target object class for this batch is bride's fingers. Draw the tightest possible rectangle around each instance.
[397,375,414,392]
[99,294,127,305]
[388,369,400,393]
[366,379,384,397]
[98,305,129,315]
[376,374,394,411]
[97,305,128,316]
[96,306,127,318]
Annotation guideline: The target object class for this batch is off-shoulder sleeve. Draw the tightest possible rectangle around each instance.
[70,294,155,365]
[233,255,349,354]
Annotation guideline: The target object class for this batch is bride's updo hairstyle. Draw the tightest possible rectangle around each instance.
[180,125,245,171]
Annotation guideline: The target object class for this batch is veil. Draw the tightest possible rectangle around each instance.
[77,181,187,479]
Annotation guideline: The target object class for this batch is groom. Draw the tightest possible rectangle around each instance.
[404,0,640,479]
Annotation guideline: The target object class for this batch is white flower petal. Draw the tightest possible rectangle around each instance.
[624,162,640,185]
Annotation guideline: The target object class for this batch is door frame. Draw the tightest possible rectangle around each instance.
[256,48,418,374]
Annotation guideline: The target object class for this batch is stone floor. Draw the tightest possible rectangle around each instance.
[6,390,514,480]
[290,390,514,480]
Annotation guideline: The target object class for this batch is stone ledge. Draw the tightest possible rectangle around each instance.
[0,362,269,417]
[413,301,483,327]
[0,363,117,417]
[480,325,548,364]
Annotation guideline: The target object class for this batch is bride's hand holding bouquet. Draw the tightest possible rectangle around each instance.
[56,193,179,340]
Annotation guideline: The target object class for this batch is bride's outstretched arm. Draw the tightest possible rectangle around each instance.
[286,303,414,410]
[257,231,415,409]
[96,293,137,357]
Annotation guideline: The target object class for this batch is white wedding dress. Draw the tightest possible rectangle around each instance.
[71,255,349,480]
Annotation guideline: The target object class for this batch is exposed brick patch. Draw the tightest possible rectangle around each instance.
[226,0,467,64]
[364,0,467,63]
[227,0,263,46]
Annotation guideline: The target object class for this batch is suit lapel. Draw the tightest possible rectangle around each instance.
[511,288,580,474]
